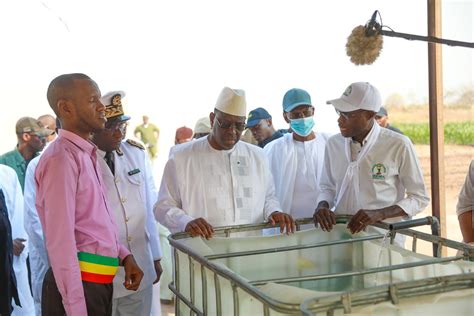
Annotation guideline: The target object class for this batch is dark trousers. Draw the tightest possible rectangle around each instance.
[42,268,113,316]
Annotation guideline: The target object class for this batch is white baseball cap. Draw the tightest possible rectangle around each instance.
[215,87,247,117]
[326,82,381,113]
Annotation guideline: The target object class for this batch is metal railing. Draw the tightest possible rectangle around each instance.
[167,216,474,315]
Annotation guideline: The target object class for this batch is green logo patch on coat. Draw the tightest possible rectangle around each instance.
[371,163,387,180]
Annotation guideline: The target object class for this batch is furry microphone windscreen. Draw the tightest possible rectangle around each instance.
[346,25,383,65]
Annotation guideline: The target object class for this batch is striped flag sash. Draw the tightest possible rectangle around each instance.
[78,251,119,284]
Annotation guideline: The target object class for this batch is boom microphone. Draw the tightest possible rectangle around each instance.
[346,10,473,65]
[365,10,380,36]
[346,10,383,65]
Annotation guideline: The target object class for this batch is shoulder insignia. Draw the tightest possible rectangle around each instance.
[126,139,145,150]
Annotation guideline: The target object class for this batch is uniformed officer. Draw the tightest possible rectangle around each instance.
[91,91,163,316]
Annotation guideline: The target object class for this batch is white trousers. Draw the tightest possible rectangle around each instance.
[12,254,34,316]
[112,285,153,316]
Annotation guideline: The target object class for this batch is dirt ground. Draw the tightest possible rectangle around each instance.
[161,302,174,316]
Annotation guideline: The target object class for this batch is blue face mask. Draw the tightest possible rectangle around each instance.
[290,117,315,137]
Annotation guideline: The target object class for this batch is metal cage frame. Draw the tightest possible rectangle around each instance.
[167,216,474,315]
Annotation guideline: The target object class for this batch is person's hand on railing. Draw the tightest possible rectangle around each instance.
[185,217,215,239]
[269,211,295,235]
[313,201,336,231]
[346,209,383,234]
[348,206,407,234]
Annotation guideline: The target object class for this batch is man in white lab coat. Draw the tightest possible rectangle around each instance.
[264,88,330,224]
[155,87,295,238]
[313,82,429,246]
[91,91,162,316]
[0,165,34,315]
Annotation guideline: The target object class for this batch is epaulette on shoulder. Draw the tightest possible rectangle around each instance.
[126,139,145,150]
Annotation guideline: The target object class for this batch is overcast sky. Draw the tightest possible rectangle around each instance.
[0,0,472,167]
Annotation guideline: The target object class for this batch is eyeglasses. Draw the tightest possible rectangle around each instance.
[287,107,314,119]
[335,109,364,120]
[105,122,127,134]
[214,117,246,132]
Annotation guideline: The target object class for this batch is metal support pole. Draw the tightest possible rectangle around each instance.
[214,272,222,315]
[427,0,447,256]
[232,282,240,316]
[174,248,181,315]
[189,256,195,315]
[412,235,418,253]
[430,216,441,256]
[201,266,208,315]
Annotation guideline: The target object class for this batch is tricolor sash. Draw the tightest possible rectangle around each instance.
[78,252,119,284]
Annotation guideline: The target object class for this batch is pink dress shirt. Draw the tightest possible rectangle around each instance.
[35,129,130,316]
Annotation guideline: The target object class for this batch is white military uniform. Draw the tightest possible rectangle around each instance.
[97,140,162,316]
[23,155,49,316]
[264,132,330,219]
[317,123,429,246]
[0,165,35,315]
[155,136,282,233]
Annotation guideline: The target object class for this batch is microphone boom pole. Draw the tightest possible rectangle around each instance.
[378,29,474,48]
[365,10,473,48]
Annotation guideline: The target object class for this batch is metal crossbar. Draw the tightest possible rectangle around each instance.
[300,273,474,315]
[250,256,464,286]
[205,234,384,260]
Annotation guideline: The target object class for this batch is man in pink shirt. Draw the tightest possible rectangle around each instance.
[35,73,143,316]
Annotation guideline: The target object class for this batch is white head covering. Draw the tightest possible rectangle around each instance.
[326,82,381,113]
[215,87,247,117]
[194,116,211,134]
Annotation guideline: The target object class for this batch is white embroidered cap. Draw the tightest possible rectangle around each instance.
[215,87,247,117]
